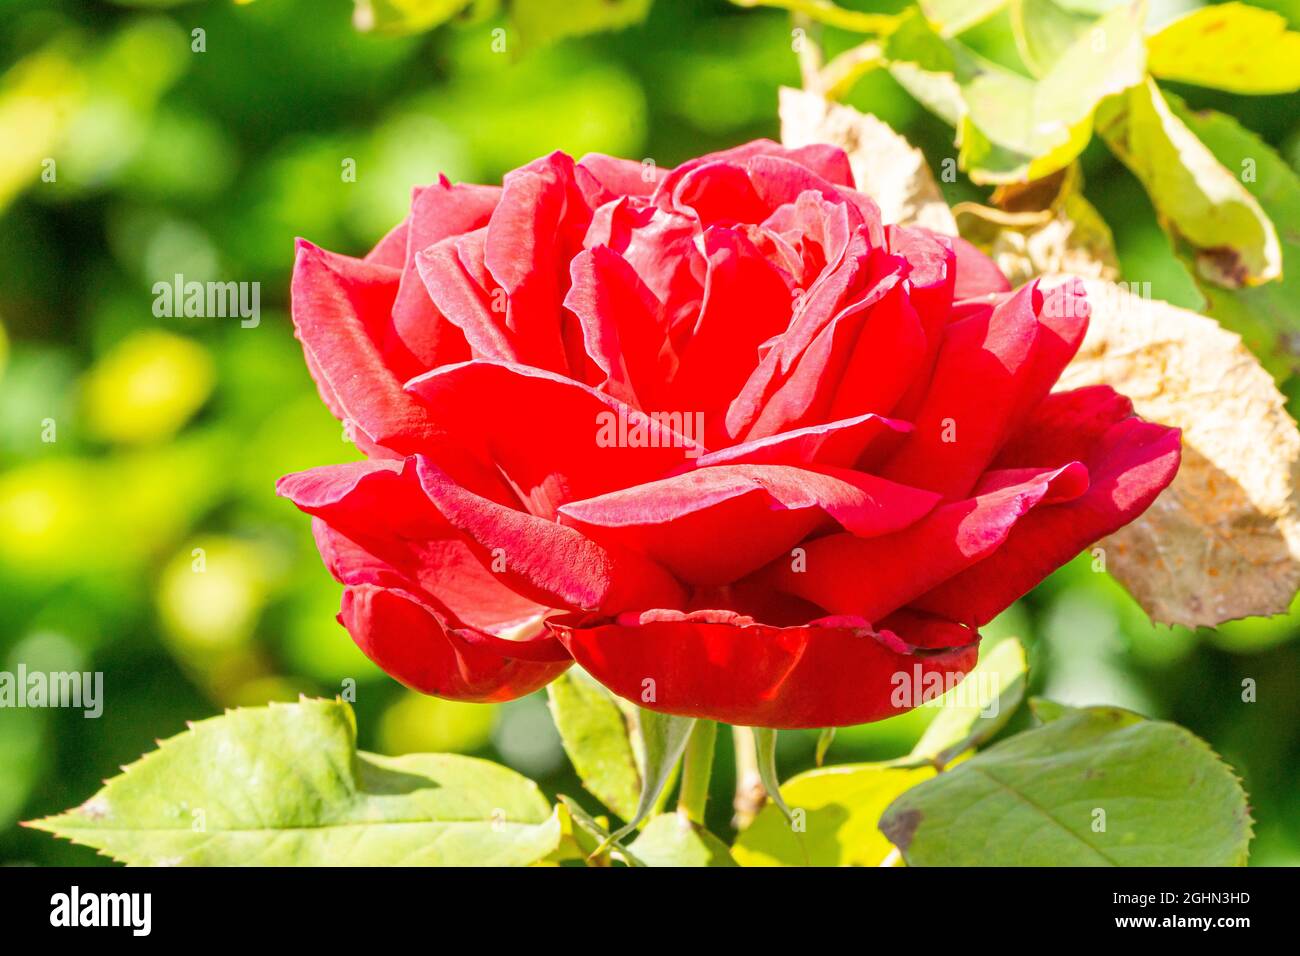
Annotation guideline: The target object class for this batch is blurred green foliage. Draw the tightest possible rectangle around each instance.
[1,0,1298,866]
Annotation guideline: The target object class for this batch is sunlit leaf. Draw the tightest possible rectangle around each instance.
[885,3,1146,184]
[880,705,1252,866]
[1147,1,1300,94]
[960,1,1147,183]
[1010,0,1099,77]
[28,698,561,866]
[728,0,898,33]
[1096,77,1281,286]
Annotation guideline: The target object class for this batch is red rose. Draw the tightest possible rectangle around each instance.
[278,140,1180,728]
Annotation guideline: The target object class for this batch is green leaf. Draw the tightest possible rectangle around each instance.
[512,0,651,48]
[885,3,1146,183]
[627,813,738,867]
[28,698,561,866]
[908,636,1028,766]
[547,671,641,822]
[1159,94,1300,378]
[879,705,1253,866]
[606,709,695,845]
[919,0,1011,37]
[960,0,1147,183]
[351,0,474,35]
[1097,77,1282,287]
[1010,0,1098,78]
[1148,2,1300,94]
[753,727,793,821]
[732,762,937,866]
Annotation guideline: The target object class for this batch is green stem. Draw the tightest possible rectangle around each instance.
[676,720,718,824]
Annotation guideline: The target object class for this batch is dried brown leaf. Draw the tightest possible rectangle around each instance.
[1057,278,1300,627]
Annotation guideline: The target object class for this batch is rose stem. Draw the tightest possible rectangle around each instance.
[677,719,719,825]
[731,725,766,830]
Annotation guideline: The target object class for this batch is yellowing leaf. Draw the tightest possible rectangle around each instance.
[1057,277,1300,627]
[1161,94,1300,381]
[1096,77,1282,287]
[732,762,936,866]
[778,87,957,234]
[1148,1,1300,94]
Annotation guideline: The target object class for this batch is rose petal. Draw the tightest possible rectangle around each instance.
[769,462,1090,619]
[549,608,979,727]
[278,460,554,639]
[556,463,940,586]
[879,278,1089,498]
[405,359,698,517]
[952,235,1012,299]
[391,177,499,368]
[290,239,439,455]
[341,584,569,703]
[416,456,686,615]
[564,245,670,408]
[667,227,794,421]
[484,151,591,373]
[576,152,668,206]
[681,412,910,472]
[912,400,1182,625]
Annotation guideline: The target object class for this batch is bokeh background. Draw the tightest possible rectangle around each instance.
[2,0,1298,866]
